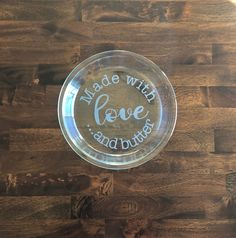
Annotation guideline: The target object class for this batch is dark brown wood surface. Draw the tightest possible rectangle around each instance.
[1,0,236,237]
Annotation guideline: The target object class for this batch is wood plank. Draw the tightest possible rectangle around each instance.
[17,153,98,179]
[0,0,80,21]
[183,0,236,23]
[2,107,236,133]
[0,196,71,219]
[0,87,16,105]
[165,65,236,86]
[45,85,62,106]
[0,219,105,238]
[1,21,236,45]
[105,219,236,238]
[92,22,236,44]
[0,21,92,44]
[0,151,106,174]
[1,151,236,175]
[81,1,236,23]
[3,65,233,89]
[207,87,236,108]
[114,173,226,197]
[165,129,214,152]
[0,131,9,151]
[0,106,58,130]
[80,43,212,65]
[174,86,207,108]
[9,128,213,152]
[214,129,236,153]
[130,152,236,174]
[38,64,73,85]
[4,84,207,109]
[0,45,80,65]
[9,128,70,152]
[226,172,236,218]
[176,108,236,130]
[12,85,46,106]
[0,172,112,196]
[0,65,36,87]
[82,1,186,22]
[82,0,233,1]
[71,194,230,219]
[1,0,236,235]
[213,44,236,64]
[7,64,236,87]
[11,86,63,107]
[20,85,208,108]
[11,84,206,108]
[226,172,236,199]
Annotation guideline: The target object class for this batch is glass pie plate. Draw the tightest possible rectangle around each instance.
[58,50,177,170]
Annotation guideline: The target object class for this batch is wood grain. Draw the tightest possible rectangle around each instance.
[12,85,46,106]
[71,194,230,219]
[225,172,236,219]
[0,219,105,238]
[38,64,236,86]
[114,173,226,197]
[0,44,80,65]
[92,22,236,44]
[0,172,112,196]
[130,152,236,174]
[81,43,212,65]
[0,106,58,130]
[174,86,207,108]
[9,129,69,151]
[165,65,236,86]
[183,0,236,23]
[0,131,9,151]
[214,129,236,153]
[0,151,105,174]
[105,219,236,238]
[1,0,236,237]
[227,172,236,199]
[1,151,236,175]
[8,128,214,152]
[213,44,236,64]
[0,65,36,88]
[0,196,71,219]
[2,64,235,89]
[82,1,186,23]
[1,84,210,111]
[177,108,236,130]
[82,0,236,23]
[38,64,74,85]
[1,21,236,45]
[0,0,80,21]
[207,87,236,108]
[10,84,208,108]
[0,21,92,44]
[166,129,214,152]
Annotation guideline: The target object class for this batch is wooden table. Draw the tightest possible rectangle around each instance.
[1,0,236,237]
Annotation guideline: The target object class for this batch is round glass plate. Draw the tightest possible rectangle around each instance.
[58,50,177,170]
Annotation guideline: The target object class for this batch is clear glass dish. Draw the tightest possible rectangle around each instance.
[58,50,177,170]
